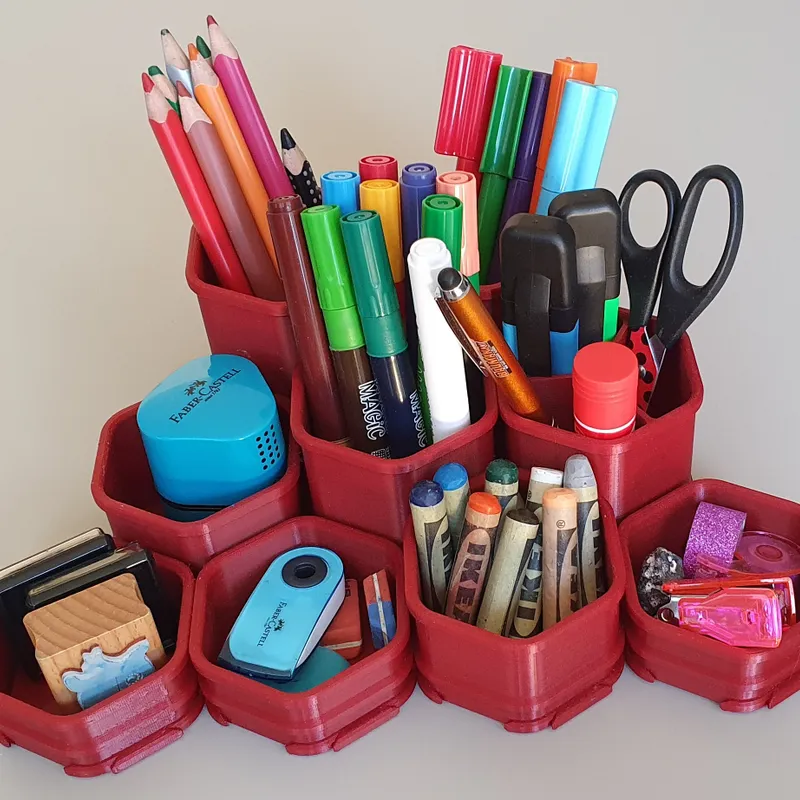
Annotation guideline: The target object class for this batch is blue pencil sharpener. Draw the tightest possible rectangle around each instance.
[136,354,286,521]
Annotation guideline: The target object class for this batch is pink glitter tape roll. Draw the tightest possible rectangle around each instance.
[683,502,747,578]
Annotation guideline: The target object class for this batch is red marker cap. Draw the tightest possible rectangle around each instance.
[358,155,398,182]
[572,342,638,440]
[434,45,502,162]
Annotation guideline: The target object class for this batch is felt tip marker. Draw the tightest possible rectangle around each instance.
[301,205,391,458]
[341,210,427,457]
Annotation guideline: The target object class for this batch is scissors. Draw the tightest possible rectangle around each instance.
[618,165,744,410]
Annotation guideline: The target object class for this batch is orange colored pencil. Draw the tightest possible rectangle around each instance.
[142,73,252,296]
[188,45,279,273]
[529,58,598,212]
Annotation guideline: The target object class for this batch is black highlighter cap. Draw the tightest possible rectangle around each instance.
[548,189,621,301]
[500,213,578,333]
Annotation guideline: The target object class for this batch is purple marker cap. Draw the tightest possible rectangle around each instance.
[513,72,552,180]
[400,162,437,258]
[401,162,437,187]
[485,177,535,284]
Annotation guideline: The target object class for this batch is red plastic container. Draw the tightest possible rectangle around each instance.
[186,228,297,397]
[622,479,800,712]
[405,472,625,732]
[190,516,415,754]
[480,281,501,324]
[91,397,303,571]
[291,371,498,543]
[0,554,201,777]
[499,323,703,519]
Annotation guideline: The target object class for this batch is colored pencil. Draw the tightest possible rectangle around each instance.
[177,83,283,302]
[142,73,252,296]
[206,16,294,199]
[189,46,278,272]
[147,66,179,116]
[281,128,321,208]
[160,29,193,98]
[195,35,213,65]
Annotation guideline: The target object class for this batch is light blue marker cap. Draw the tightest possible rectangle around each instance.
[537,81,618,214]
[321,171,361,216]
[433,462,469,492]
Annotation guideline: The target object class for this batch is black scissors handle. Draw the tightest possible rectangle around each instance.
[619,169,682,330]
[656,165,744,350]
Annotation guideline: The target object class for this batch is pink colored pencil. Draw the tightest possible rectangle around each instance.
[206,16,294,199]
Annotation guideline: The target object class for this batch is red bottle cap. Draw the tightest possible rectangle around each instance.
[358,155,398,182]
[434,45,502,162]
[572,342,638,439]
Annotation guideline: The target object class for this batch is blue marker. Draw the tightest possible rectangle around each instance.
[321,170,361,216]
[536,80,619,214]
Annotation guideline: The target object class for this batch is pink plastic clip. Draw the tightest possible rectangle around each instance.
[658,587,783,648]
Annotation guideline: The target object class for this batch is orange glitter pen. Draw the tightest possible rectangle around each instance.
[436,268,551,424]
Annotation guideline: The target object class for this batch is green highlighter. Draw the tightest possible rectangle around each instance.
[477,65,533,283]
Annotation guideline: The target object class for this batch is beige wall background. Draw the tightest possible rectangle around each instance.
[0,0,796,560]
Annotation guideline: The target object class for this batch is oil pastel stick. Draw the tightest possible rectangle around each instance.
[410,481,454,613]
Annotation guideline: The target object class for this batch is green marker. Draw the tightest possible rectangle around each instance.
[301,205,391,457]
[341,210,427,457]
[477,65,533,283]
[421,195,463,272]
[147,66,180,116]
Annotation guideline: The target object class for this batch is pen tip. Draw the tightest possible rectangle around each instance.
[142,72,155,92]
[280,128,296,150]
[176,81,191,98]
[207,14,217,25]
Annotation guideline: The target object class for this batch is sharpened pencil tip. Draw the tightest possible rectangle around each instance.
[176,81,191,98]
[147,65,163,76]
[142,73,155,91]
[188,42,200,60]
[206,15,217,25]
[161,28,170,36]
[280,128,296,150]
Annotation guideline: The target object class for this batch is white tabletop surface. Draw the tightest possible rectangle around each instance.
[2,669,797,796]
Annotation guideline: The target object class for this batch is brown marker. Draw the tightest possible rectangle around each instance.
[268,195,347,442]
[542,487,580,629]
[445,492,502,624]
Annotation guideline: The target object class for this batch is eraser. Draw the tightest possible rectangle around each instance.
[363,570,396,650]
[321,578,362,660]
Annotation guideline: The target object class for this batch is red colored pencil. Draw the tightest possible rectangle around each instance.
[142,73,252,295]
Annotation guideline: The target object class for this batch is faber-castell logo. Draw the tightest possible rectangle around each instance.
[358,380,386,440]
[169,368,242,423]
[409,390,427,448]
[257,602,288,647]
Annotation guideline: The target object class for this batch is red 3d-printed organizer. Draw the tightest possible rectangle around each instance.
[405,472,625,732]
[291,371,498,543]
[190,516,415,754]
[622,478,800,712]
[0,554,201,776]
[91,396,303,571]
[498,321,703,519]
[186,228,297,397]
